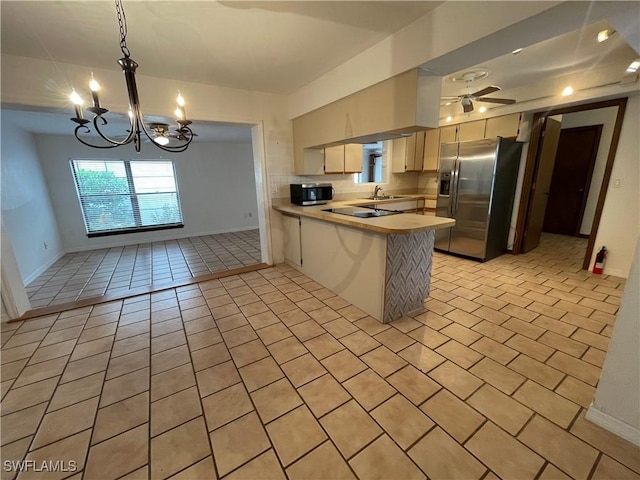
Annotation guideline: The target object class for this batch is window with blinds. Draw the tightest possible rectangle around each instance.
[70,159,184,237]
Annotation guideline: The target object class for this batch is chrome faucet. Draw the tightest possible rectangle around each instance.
[374,185,383,198]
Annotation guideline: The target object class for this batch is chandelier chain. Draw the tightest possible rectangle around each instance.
[115,0,130,58]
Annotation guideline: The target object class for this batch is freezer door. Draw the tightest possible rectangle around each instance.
[448,140,497,259]
[435,143,458,251]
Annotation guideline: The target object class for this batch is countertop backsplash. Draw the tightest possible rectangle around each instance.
[270,170,439,201]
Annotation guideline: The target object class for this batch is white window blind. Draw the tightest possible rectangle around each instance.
[70,159,184,236]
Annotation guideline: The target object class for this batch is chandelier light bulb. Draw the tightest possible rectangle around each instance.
[561,86,574,96]
[89,73,101,92]
[175,107,184,120]
[89,73,102,108]
[176,91,185,107]
[154,136,170,146]
[70,89,83,105]
[70,89,84,119]
[597,29,615,43]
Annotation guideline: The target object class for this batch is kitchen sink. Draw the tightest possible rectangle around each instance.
[322,206,401,218]
[360,195,408,200]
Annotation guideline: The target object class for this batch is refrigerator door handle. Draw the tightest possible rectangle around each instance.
[451,158,460,216]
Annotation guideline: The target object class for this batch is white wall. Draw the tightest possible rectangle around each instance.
[590,96,640,278]
[559,107,618,235]
[1,53,292,264]
[1,121,64,283]
[588,236,640,446]
[34,134,258,251]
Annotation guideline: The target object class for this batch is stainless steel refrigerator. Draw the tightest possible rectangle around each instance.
[435,137,523,261]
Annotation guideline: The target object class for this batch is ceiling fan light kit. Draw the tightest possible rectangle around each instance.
[68,0,194,153]
[442,69,516,114]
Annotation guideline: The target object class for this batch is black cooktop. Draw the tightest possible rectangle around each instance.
[322,206,401,218]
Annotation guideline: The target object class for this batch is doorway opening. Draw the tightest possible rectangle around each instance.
[513,98,628,270]
[542,125,602,238]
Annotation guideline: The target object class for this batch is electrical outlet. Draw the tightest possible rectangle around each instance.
[612,178,621,188]
[271,184,279,195]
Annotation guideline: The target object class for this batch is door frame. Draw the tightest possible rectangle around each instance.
[512,97,628,270]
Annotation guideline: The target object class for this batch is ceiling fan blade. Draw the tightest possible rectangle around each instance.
[471,86,501,98]
[476,97,516,105]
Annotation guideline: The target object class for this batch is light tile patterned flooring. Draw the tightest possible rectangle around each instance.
[2,233,639,480]
[26,231,262,308]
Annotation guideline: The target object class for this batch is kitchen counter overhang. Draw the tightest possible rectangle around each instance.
[273,198,454,323]
[273,197,453,234]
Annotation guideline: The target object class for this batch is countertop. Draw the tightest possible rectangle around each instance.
[272,195,454,235]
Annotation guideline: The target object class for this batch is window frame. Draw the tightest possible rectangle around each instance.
[70,159,185,238]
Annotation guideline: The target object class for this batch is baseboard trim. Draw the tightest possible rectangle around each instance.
[23,251,66,286]
[65,226,260,253]
[586,405,640,446]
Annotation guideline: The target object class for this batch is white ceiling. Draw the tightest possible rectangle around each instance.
[438,19,639,118]
[1,1,638,138]
[0,1,442,95]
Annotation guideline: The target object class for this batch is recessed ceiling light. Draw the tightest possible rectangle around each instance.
[479,106,487,113]
[597,29,615,43]
[561,86,574,96]
[446,116,452,123]
[445,102,452,106]
[512,48,523,55]
[626,60,640,73]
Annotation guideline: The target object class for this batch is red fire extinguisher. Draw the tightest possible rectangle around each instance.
[593,246,607,274]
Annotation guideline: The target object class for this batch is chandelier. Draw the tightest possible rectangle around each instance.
[69,0,194,153]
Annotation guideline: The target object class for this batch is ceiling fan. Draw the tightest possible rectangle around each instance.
[147,123,198,145]
[442,85,516,113]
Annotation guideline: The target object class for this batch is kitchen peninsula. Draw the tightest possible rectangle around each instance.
[273,197,454,323]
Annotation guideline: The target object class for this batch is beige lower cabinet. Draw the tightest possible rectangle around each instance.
[485,113,521,139]
[324,144,363,174]
[282,214,302,267]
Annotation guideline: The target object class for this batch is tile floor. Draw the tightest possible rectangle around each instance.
[2,233,639,480]
[26,231,262,308]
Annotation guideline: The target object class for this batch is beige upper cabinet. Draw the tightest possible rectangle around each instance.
[485,113,522,139]
[324,145,345,174]
[422,128,441,172]
[391,131,425,173]
[324,144,363,174]
[439,125,458,144]
[458,120,486,142]
[344,144,364,173]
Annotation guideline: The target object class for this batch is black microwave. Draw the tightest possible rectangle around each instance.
[290,183,333,206]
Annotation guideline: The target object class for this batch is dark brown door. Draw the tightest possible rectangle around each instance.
[542,125,602,236]
[522,117,562,253]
